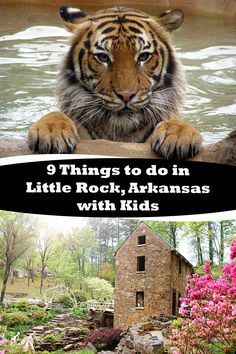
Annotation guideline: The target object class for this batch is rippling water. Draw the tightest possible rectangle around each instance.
[0,5,235,143]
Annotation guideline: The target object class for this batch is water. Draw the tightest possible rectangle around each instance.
[0,4,235,144]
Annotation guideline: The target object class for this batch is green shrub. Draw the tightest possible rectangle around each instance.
[80,327,90,335]
[13,301,29,311]
[57,294,74,308]
[39,351,65,354]
[172,319,181,328]
[78,350,95,354]
[85,277,114,301]
[39,351,74,354]
[70,307,87,319]
[74,290,89,302]
[48,307,63,317]
[31,309,46,321]
[3,311,30,326]
[42,333,59,343]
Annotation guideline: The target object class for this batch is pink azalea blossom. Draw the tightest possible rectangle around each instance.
[171,241,236,353]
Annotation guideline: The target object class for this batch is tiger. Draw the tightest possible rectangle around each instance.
[28,6,202,159]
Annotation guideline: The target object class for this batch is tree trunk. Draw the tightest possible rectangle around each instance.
[196,236,203,266]
[170,223,177,249]
[0,130,235,165]
[0,265,10,304]
[11,269,15,285]
[40,267,44,295]
[220,221,224,264]
[208,222,214,264]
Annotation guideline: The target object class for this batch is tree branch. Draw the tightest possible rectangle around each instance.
[0,130,235,165]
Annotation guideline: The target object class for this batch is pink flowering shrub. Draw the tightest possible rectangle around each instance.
[170,240,236,354]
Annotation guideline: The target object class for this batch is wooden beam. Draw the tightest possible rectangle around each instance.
[0,130,235,165]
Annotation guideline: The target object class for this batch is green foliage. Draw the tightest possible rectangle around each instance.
[47,307,63,317]
[74,289,89,302]
[85,277,114,301]
[38,351,64,354]
[70,307,87,319]
[172,319,181,328]
[42,333,59,343]
[80,327,90,335]
[3,311,30,326]
[13,301,29,311]
[57,293,74,308]
[77,350,94,354]
[1,304,63,340]
[31,308,46,320]
[195,264,222,278]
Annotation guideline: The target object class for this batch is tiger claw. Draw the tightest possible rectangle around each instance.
[28,112,79,154]
[151,119,202,159]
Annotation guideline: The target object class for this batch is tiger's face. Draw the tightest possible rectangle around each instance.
[83,26,161,112]
[58,6,186,140]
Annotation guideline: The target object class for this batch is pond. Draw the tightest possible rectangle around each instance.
[0,3,235,144]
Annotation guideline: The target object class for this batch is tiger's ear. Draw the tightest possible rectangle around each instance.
[157,9,184,32]
[60,6,87,31]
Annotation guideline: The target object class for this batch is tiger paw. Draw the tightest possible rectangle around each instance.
[28,112,79,153]
[151,119,202,159]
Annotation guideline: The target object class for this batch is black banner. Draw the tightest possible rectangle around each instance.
[1,159,235,217]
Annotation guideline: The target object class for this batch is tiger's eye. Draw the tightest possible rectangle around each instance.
[138,52,152,63]
[95,53,110,64]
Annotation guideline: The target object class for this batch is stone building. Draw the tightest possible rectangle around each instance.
[114,222,194,329]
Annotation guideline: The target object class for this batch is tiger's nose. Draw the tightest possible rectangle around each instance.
[114,89,137,102]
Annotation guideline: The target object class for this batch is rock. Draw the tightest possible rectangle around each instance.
[63,343,74,351]
[117,325,164,354]
[139,322,154,332]
[85,342,97,353]
[65,327,80,336]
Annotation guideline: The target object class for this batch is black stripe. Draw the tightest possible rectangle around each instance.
[128,26,142,34]
[143,43,151,50]
[140,125,155,143]
[152,74,160,82]
[97,18,145,30]
[84,40,90,49]
[94,43,104,50]
[92,14,118,21]
[151,57,159,71]
[78,48,85,81]
[97,20,116,29]
[88,59,96,74]
[152,49,164,85]
[158,40,175,87]
[65,44,78,84]
[148,22,176,88]
[102,27,116,34]
[92,13,149,21]
[101,36,119,43]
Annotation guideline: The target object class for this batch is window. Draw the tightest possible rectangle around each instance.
[179,259,182,274]
[136,291,144,307]
[137,256,145,271]
[138,235,146,245]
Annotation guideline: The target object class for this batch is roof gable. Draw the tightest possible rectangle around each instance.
[115,221,193,268]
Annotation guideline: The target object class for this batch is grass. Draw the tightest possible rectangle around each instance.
[0,277,57,299]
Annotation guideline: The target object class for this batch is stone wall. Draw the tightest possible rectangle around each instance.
[114,223,172,329]
[114,223,194,329]
[170,253,194,316]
